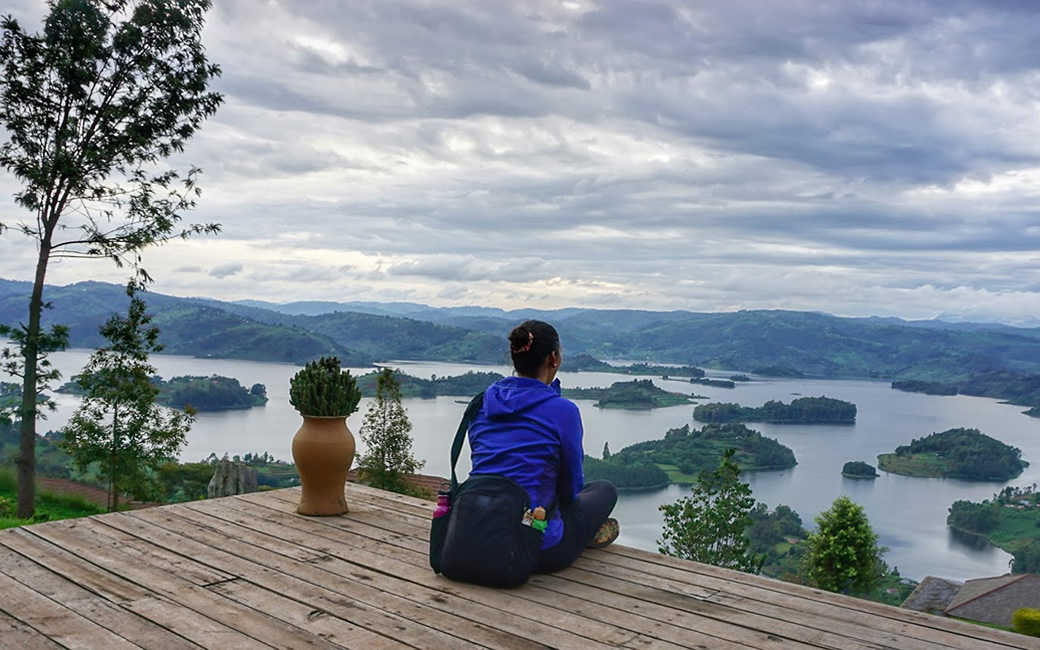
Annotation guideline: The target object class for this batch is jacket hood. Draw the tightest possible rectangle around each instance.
[484,376,561,420]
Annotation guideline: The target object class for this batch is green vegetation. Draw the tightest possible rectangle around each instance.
[878,428,1026,481]
[566,354,706,379]
[0,467,104,530]
[610,422,796,479]
[1013,609,1040,638]
[289,356,362,417]
[60,287,194,512]
[748,503,808,579]
[804,496,888,596]
[694,396,856,424]
[562,379,693,409]
[582,455,669,489]
[355,369,426,497]
[59,374,267,411]
[0,0,222,518]
[691,378,736,389]
[842,461,879,479]
[947,485,1040,572]
[752,366,805,378]
[160,376,267,411]
[891,380,957,396]
[659,449,762,574]
[356,369,503,399]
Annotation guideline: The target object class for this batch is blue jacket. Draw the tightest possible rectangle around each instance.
[467,376,585,549]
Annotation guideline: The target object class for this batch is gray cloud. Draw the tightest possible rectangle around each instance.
[209,263,244,279]
[3,0,1040,323]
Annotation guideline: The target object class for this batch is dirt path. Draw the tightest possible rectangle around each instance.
[36,477,158,510]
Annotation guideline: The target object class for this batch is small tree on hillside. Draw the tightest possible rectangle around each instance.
[803,495,888,595]
[60,283,194,511]
[0,0,222,517]
[658,448,762,573]
[356,368,425,496]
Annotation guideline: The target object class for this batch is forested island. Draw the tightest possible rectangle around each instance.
[947,485,1040,574]
[842,461,879,479]
[355,369,503,398]
[562,379,694,409]
[691,378,736,389]
[595,422,796,485]
[566,353,706,379]
[877,428,1027,481]
[582,454,669,489]
[692,397,857,424]
[57,375,268,411]
[159,376,268,411]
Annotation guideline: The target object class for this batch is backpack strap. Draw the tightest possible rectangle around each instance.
[449,391,485,489]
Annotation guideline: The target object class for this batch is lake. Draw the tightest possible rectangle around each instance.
[19,350,1040,581]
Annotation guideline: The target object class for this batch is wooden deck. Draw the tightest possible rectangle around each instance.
[0,484,1036,649]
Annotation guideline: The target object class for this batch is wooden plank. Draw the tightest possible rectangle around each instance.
[178,497,818,650]
[0,568,141,650]
[119,505,634,650]
[0,529,160,605]
[0,529,258,650]
[206,578,409,649]
[596,546,1040,650]
[21,519,310,650]
[0,537,202,649]
[107,506,545,650]
[190,497,769,649]
[0,610,64,650]
[254,487,1037,650]
[195,495,858,649]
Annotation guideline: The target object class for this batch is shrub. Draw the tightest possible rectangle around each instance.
[1013,608,1040,638]
[289,356,362,417]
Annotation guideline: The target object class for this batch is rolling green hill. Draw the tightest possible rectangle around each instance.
[7,279,1040,394]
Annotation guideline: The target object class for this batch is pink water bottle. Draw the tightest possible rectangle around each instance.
[433,493,450,518]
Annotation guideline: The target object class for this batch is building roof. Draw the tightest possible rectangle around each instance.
[947,574,1030,611]
[902,576,965,614]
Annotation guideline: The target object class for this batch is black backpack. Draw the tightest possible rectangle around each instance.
[428,392,551,588]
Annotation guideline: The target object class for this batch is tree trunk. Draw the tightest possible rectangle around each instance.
[16,247,50,519]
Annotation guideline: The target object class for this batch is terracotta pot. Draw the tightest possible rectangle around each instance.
[291,415,355,516]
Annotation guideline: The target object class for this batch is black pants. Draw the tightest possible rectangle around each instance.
[534,480,618,574]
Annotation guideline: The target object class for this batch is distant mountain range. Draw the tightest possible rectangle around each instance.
[2,278,1040,382]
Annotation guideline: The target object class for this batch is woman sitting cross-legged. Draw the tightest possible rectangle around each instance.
[467,319,619,573]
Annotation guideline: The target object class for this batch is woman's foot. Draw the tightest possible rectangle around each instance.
[588,518,620,549]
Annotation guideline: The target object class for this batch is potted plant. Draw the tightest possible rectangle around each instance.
[289,356,362,515]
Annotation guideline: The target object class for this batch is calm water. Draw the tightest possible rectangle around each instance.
[21,351,1040,581]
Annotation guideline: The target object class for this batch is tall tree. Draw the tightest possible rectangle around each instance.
[658,448,762,574]
[60,282,193,511]
[356,368,425,496]
[803,495,888,595]
[0,0,222,516]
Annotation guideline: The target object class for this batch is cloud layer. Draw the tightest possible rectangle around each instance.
[3,0,1040,323]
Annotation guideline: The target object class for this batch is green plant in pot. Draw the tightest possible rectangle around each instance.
[289,356,362,515]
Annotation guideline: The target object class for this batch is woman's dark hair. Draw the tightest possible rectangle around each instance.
[509,320,560,376]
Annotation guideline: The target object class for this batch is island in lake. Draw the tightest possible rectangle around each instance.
[566,354,706,379]
[355,369,503,398]
[842,460,879,479]
[877,427,1027,481]
[692,396,857,424]
[585,422,796,487]
[57,375,268,411]
[562,379,694,409]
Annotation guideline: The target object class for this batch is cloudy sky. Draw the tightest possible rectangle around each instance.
[3,0,1040,324]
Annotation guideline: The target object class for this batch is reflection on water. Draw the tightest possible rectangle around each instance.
[12,350,1040,581]
[948,526,997,552]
